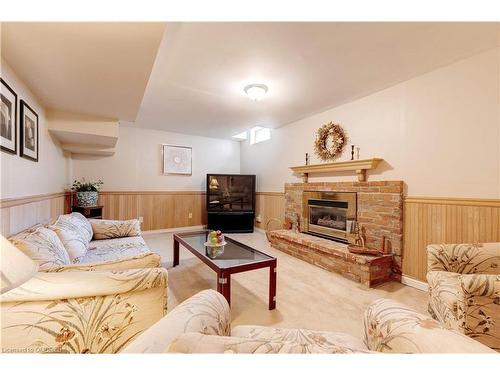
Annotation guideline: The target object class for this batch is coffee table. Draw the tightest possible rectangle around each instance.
[173,231,277,310]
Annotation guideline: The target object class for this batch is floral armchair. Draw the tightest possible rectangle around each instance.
[0,267,168,354]
[427,242,500,351]
[122,290,493,354]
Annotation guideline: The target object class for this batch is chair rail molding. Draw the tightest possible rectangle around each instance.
[0,192,66,236]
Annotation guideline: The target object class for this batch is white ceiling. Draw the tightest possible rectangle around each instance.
[1,22,166,121]
[134,22,499,139]
[2,22,499,139]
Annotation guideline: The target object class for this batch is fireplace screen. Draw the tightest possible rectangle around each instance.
[302,191,357,243]
[309,205,347,231]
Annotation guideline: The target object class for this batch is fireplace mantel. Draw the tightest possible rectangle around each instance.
[290,158,383,182]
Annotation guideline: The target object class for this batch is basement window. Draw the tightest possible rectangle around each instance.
[249,126,271,145]
[232,130,248,141]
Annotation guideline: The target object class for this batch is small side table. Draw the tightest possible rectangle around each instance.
[72,205,103,219]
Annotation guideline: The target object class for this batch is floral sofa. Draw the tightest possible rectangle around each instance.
[1,212,168,354]
[7,212,161,272]
[122,290,494,353]
[427,242,500,351]
[1,267,168,353]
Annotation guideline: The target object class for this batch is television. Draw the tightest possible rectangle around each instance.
[206,174,256,232]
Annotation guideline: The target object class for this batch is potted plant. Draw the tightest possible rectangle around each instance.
[71,178,103,207]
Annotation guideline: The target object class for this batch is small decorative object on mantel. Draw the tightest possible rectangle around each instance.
[356,147,360,160]
[305,152,309,165]
[350,145,355,160]
[71,178,103,207]
[314,122,348,161]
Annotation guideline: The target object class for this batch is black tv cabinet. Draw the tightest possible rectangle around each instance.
[207,211,255,233]
[206,174,256,233]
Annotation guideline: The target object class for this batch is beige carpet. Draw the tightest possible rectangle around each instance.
[143,230,428,340]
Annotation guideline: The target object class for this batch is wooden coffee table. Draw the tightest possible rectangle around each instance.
[173,231,277,310]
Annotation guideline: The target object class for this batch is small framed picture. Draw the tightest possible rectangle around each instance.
[0,78,18,154]
[162,144,192,175]
[20,100,39,162]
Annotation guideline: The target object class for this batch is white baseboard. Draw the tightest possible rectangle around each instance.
[142,225,206,235]
[401,275,428,291]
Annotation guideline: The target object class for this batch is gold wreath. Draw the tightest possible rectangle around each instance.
[314,122,348,161]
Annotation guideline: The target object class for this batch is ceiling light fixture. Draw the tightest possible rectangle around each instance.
[244,84,269,101]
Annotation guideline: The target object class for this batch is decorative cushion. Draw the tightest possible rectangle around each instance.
[50,213,93,262]
[89,219,141,240]
[9,226,71,271]
[78,236,150,264]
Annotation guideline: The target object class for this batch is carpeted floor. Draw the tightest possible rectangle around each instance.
[143,229,428,340]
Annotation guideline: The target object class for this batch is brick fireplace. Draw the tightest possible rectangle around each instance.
[267,181,404,286]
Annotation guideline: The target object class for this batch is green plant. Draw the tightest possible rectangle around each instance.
[71,178,103,192]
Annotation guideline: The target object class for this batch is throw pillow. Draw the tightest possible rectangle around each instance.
[90,219,141,240]
[9,226,71,271]
[50,212,93,262]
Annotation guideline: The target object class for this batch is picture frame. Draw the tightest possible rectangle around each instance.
[162,144,192,175]
[0,78,18,154]
[20,100,39,162]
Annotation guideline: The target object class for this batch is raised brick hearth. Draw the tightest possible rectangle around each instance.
[269,181,404,285]
[267,230,393,286]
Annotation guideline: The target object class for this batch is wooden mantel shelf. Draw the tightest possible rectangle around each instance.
[289,158,383,182]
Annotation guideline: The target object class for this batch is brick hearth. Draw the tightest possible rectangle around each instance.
[269,181,404,284]
[267,230,393,287]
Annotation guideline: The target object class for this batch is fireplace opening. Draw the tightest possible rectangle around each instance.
[302,192,357,243]
[309,202,347,231]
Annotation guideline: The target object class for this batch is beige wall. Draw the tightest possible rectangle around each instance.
[71,125,241,192]
[0,59,70,199]
[241,48,500,199]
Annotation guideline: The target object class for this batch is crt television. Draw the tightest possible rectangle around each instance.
[206,174,256,232]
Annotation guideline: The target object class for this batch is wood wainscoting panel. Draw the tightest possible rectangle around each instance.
[98,191,207,231]
[253,192,499,284]
[403,197,500,282]
[255,192,286,230]
[0,192,66,236]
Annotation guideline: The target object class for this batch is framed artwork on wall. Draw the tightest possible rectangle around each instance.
[20,100,39,162]
[162,144,192,175]
[0,78,18,154]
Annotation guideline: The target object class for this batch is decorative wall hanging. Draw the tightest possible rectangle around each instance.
[20,100,39,162]
[0,78,17,154]
[162,144,192,175]
[314,121,347,161]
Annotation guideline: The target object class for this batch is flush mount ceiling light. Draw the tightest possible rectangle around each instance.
[243,84,269,101]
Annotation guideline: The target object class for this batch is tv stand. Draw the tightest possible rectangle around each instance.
[207,211,254,233]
